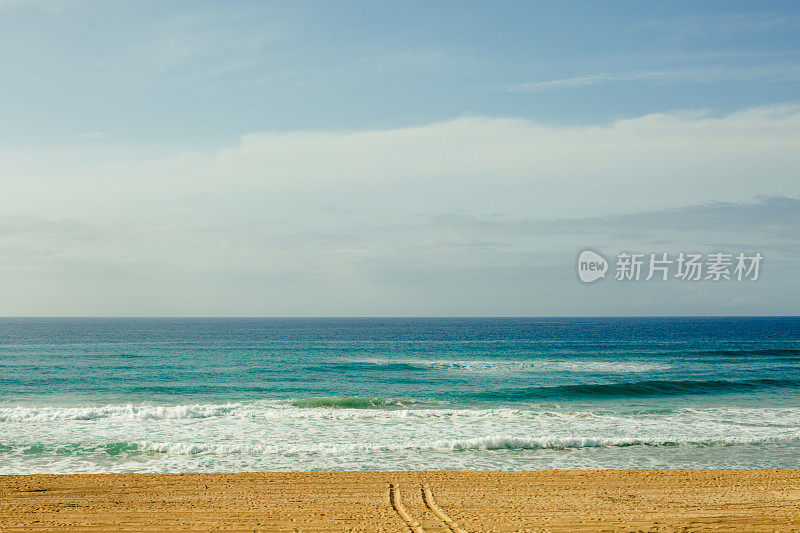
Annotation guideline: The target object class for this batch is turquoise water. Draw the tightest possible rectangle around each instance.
[1,317,799,473]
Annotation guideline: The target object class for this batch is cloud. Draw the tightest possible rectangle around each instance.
[499,64,800,92]
[4,103,800,222]
[79,131,111,140]
[0,105,799,314]
[628,13,800,39]
[87,103,800,221]
[427,196,800,257]
[431,195,800,231]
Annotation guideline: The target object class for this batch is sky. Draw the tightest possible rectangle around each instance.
[1,0,799,316]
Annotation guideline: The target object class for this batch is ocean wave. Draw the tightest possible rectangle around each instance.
[481,378,800,400]
[2,431,798,459]
[4,400,800,425]
[336,358,671,374]
[691,348,800,357]
[302,362,426,373]
[428,435,771,451]
[0,404,243,422]
[0,402,553,422]
[93,433,800,456]
[289,396,423,409]
[0,442,141,456]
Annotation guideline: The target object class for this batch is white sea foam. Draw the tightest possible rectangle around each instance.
[3,403,800,473]
[2,430,797,460]
[348,358,671,373]
[429,434,794,451]
[0,404,243,422]
[4,403,800,425]
[0,403,608,422]
[135,433,798,456]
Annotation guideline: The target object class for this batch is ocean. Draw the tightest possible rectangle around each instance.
[1,317,798,474]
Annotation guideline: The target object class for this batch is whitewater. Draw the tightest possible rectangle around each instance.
[1,317,799,473]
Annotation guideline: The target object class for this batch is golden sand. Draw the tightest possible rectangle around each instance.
[2,470,799,532]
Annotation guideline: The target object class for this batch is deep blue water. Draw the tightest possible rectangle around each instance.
[1,317,798,473]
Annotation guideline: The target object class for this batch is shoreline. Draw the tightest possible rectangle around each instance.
[2,469,799,531]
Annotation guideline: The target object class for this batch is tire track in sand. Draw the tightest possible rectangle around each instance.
[420,484,467,533]
[389,484,423,533]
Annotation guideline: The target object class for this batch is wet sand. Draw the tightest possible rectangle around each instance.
[2,469,799,532]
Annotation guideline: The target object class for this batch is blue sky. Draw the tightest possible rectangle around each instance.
[4,1,800,145]
[1,1,799,315]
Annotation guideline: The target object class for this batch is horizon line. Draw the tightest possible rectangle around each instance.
[0,315,797,320]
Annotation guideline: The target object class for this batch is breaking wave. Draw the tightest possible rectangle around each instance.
[3,434,796,459]
[481,378,800,400]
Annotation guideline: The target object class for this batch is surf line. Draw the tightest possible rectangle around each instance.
[421,484,467,533]
[389,483,424,533]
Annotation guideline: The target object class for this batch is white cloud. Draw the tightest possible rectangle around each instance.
[4,104,800,221]
[79,131,111,140]
[99,103,800,219]
[499,64,800,92]
[1,104,799,314]
[628,13,800,39]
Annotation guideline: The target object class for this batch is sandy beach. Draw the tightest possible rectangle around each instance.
[1,469,798,532]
